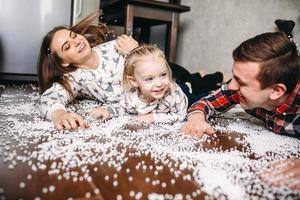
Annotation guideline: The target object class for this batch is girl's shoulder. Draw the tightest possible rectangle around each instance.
[170,82,183,94]
[163,83,186,100]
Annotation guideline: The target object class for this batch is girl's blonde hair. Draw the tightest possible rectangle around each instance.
[123,44,174,91]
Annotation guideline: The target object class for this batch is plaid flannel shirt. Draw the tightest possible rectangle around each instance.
[188,81,300,137]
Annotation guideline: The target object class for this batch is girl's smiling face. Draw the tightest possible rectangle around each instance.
[129,56,171,101]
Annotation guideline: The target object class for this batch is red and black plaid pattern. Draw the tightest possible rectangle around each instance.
[188,81,300,137]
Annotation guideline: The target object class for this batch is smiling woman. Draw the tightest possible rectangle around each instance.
[37,10,138,131]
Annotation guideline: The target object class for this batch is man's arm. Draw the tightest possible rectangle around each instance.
[181,84,240,137]
[180,111,215,137]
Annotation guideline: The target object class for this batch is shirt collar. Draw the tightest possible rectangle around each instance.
[276,80,300,114]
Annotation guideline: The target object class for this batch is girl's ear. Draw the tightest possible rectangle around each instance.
[127,76,138,88]
[270,83,287,100]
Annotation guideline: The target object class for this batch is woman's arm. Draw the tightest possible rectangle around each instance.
[52,109,89,130]
[40,82,89,130]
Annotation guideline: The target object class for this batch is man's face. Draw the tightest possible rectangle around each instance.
[228,61,273,110]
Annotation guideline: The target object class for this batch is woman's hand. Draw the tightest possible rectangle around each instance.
[260,159,300,190]
[89,107,110,121]
[115,34,139,56]
[52,109,89,130]
[134,113,154,124]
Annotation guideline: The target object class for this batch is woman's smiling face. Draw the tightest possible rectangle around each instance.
[50,29,92,67]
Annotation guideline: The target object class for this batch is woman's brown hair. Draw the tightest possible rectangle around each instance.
[37,10,109,98]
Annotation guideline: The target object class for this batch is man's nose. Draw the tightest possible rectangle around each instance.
[228,78,239,90]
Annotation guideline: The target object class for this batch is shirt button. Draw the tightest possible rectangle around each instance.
[283,112,286,115]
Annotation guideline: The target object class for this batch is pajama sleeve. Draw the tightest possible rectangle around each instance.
[40,81,79,120]
[152,85,188,123]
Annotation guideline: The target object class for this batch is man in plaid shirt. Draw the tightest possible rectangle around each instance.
[181,32,300,189]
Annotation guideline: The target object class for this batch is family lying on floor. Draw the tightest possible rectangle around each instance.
[38,11,299,189]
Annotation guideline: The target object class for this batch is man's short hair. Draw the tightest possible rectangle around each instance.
[232,32,300,93]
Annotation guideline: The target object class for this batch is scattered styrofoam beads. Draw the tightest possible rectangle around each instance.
[42,187,48,193]
[113,180,118,187]
[1,85,300,200]
[85,192,91,198]
[94,188,100,194]
[135,192,143,200]
[116,194,122,200]
[129,191,135,197]
[48,185,55,192]
[19,182,25,188]
[113,174,118,179]
[27,174,32,180]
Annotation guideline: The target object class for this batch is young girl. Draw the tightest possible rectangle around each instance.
[38,10,137,130]
[90,44,188,124]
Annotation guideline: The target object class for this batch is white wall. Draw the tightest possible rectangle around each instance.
[73,0,100,25]
[176,0,300,80]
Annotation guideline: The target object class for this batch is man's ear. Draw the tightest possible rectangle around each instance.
[127,76,138,88]
[270,83,287,100]
[61,63,70,67]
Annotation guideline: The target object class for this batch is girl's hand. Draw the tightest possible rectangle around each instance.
[134,113,154,124]
[89,107,110,121]
[115,34,139,56]
[52,109,89,131]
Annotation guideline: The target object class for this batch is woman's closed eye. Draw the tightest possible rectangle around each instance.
[63,43,70,51]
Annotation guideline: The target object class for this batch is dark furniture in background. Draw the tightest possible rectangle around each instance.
[100,0,190,62]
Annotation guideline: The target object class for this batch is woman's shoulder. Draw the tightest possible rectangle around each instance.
[93,39,117,53]
[93,39,124,63]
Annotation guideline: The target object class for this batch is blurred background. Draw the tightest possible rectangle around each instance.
[0,0,299,82]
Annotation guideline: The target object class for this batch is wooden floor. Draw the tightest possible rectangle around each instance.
[0,83,299,200]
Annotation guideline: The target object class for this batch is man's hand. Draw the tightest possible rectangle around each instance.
[115,34,139,56]
[180,112,215,137]
[52,109,89,131]
[89,107,110,121]
[260,159,300,190]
